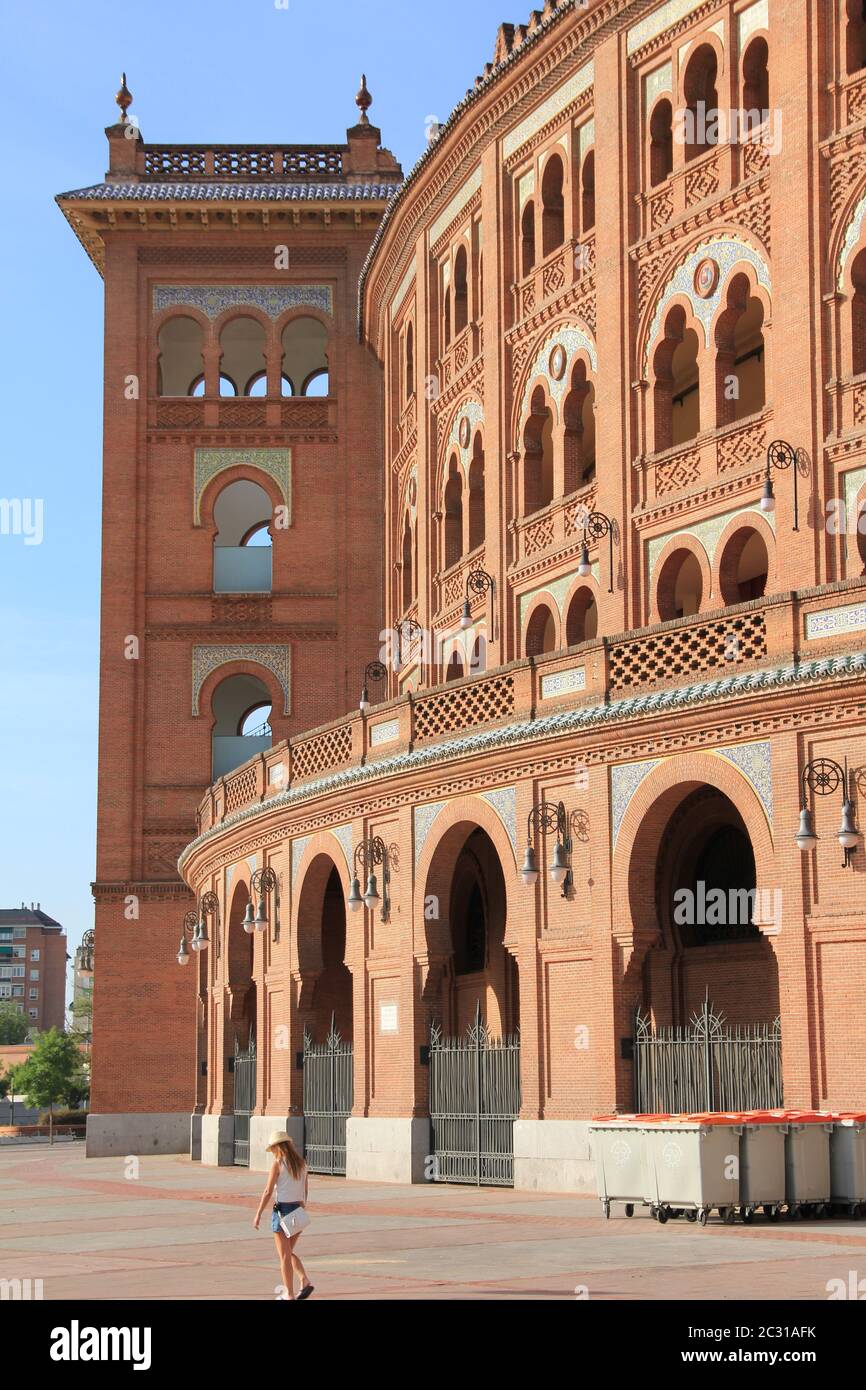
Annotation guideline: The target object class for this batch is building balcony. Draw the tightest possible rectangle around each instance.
[150,395,335,432]
[213,547,272,594]
[512,234,595,324]
[508,482,597,570]
[635,409,772,509]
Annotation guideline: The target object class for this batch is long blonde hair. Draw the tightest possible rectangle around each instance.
[269,1137,305,1179]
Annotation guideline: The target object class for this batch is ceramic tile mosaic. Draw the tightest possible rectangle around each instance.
[192,644,291,715]
[153,284,332,318]
[194,448,291,525]
[644,238,771,372]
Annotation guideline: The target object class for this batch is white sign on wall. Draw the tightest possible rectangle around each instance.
[379,1002,398,1035]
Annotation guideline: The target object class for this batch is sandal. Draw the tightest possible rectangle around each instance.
[297,1284,314,1301]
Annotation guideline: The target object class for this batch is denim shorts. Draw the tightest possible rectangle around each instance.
[271,1201,301,1234]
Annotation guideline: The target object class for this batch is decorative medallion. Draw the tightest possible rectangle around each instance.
[458,415,471,449]
[693,258,719,299]
[549,344,567,381]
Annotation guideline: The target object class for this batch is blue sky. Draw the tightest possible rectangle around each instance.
[0,0,511,975]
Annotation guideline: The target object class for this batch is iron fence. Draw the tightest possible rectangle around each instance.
[233,1035,256,1167]
[429,1004,520,1187]
[634,1000,782,1114]
[302,1018,353,1175]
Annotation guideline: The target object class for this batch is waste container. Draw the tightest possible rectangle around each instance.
[643,1117,742,1225]
[783,1113,833,1215]
[739,1121,787,1222]
[829,1115,866,1215]
[589,1119,656,1218]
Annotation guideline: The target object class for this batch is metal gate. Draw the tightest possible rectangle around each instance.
[302,1018,353,1175]
[429,1004,520,1187]
[233,1035,256,1167]
[634,1001,782,1114]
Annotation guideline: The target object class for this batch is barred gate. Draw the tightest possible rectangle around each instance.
[233,1035,256,1167]
[302,1018,353,1175]
[634,1001,782,1114]
[429,1004,520,1187]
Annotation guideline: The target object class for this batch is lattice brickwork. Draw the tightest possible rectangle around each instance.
[609,613,768,692]
[523,514,555,555]
[214,149,275,177]
[414,675,515,742]
[144,148,206,177]
[155,400,204,429]
[655,447,700,495]
[292,724,352,781]
[224,764,259,812]
[649,187,673,231]
[685,154,720,207]
[220,401,267,428]
[716,417,767,473]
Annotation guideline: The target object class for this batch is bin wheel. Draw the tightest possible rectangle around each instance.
[624,1203,634,1218]
[789,1204,801,1221]
[765,1205,780,1222]
[850,1203,863,1220]
[721,1205,736,1225]
[656,1206,670,1224]
[813,1203,826,1220]
[686,1209,697,1223]
[602,1200,611,1219]
[698,1208,709,1226]
[670,1207,683,1219]
[801,1203,815,1220]
[741,1206,755,1224]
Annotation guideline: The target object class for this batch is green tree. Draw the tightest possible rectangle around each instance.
[0,1070,10,1102]
[0,1002,28,1045]
[13,1029,84,1142]
[69,991,93,1045]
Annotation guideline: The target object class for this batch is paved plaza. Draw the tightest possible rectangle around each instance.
[1,1144,864,1301]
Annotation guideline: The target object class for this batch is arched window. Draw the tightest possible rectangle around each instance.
[443,457,463,568]
[525,604,557,657]
[683,44,719,162]
[454,246,469,335]
[523,386,554,515]
[405,322,414,400]
[857,496,866,573]
[715,275,766,425]
[719,527,769,604]
[521,201,536,278]
[281,316,329,397]
[477,251,484,318]
[468,434,485,550]
[653,306,700,451]
[401,514,413,611]
[446,649,465,682]
[469,633,487,675]
[220,316,266,397]
[157,315,203,397]
[742,37,769,123]
[565,587,598,645]
[443,286,451,349]
[212,478,273,594]
[563,361,596,491]
[541,153,565,256]
[847,0,866,74]
[852,248,866,375]
[580,150,596,232]
[649,100,674,186]
[656,548,703,620]
[211,672,273,779]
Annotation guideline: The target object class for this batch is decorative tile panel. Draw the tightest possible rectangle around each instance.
[738,0,768,48]
[444,399,484,485]
[805,602,866,641]
[644,63,673,108]
[391,263,416,319]
[644,238,771,372]
[578,120,595,159]
[428,168,482,248]
[413,800,448,866]
[480,787,518,855]
[332,824,353,875]
[611,759,662,847]
[153,284,332,318]
[194,448,291,525]
[519,325,597,427]
[291,836,312,880]
[370,719,400,747]
[714,741,772,824]
[627,0,703,54]
[838,191,866,290]
[192,644,291,715]
[541,666,587,700]
[503,61,593,158]
[519,567,596,624]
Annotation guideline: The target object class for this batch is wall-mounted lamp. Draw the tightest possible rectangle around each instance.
[760,439,804,531]
[460,567,495,631]
[242,866,278,933]
[577,510,615,594]
[395,617,424,674]
[347,836,399,921]
[521,801,583,898]
[177,891,218,965]
[796,757,860,868]
[360,659,388,713]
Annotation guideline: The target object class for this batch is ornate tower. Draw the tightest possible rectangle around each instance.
[57,78,402,1152]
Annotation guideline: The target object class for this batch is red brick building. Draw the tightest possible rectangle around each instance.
[68,2,866,1184]
[0,907,67,1033]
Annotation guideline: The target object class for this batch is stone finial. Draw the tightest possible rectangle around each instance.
[115,72,133,123]
[355,73,372,126]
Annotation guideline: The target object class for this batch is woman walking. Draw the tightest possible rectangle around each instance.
[253,1130,314,1301]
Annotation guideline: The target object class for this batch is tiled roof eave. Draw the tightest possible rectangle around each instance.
[56,181,402,203]
[177,648,866,875]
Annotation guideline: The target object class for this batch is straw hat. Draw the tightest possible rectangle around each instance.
[267,1129,291,1147]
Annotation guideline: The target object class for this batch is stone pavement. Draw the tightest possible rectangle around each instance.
[1,1145,864,1300]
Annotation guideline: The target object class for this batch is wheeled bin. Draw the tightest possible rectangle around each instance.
[590,1118,655,1218]
[739,1121,787,1222]
[784,1113,833,1216]
[829,1115,866,1216]
[643,1117,742,1225]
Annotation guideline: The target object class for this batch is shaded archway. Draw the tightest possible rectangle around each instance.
[718,525,769,603]
[226,879,256,1052]
[655,546,704,620]
[296,855,352,1043]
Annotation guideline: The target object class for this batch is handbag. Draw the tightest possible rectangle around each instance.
[279,1205,310,1237]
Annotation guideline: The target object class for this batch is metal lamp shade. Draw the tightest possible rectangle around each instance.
[347,877,364,912]
[242,900,256,934]
[363,872,380,909]
[795,807,818,853]
[549,840,569,885]
[520,843,539,886]
[839,801,859,851]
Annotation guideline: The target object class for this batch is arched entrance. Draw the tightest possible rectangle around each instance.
[627,784,781,1112]
[226,881,257,1166]
[296,855,353,1174]
[422,821,520,1185]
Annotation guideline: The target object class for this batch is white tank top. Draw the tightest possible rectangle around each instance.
[275,1159,306,1203]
